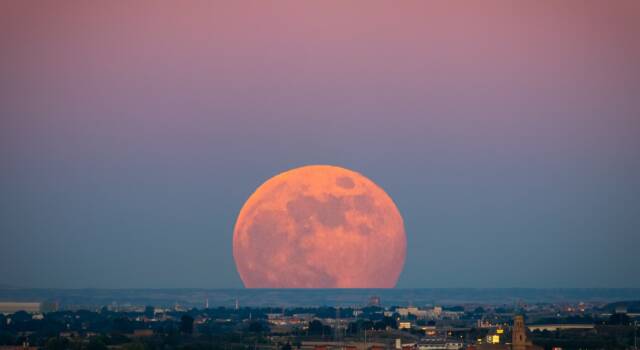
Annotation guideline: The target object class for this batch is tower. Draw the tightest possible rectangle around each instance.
[511,315,531,350]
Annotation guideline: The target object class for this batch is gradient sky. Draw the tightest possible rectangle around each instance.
[1,1,639,289]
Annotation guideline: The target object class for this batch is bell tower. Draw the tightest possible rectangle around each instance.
[512,315,530,350]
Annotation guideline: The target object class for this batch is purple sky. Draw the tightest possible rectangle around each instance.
[1,1,639,288]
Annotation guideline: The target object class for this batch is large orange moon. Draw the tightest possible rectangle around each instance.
[233,165,406,288]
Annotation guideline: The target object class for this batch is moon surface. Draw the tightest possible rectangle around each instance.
[233,165,406,288]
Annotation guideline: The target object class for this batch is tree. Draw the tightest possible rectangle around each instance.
[112,317,133,333]
[180,315,194,334]
[248,321,268,333]
[281,342,292,350]
[607,313,631,326]
[347,320,374,335]
[309,320,323,335]
[45,337,69,350]
[122,343,146,350]
[373,320,386,331]
[446,306,464,312]
[10,311,31,323]
[308,320,330,336]
[347,322,358,335]
[85,338,108,350]
[374,316,397,330]
[0,331,16,346]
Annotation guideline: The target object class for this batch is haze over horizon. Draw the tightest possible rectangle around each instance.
[1,1,639,289]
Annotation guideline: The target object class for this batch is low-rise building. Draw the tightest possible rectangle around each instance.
[0,302,41,314]
[417,339,464,350]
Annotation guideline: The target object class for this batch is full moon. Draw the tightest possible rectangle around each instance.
[233,165,406,288]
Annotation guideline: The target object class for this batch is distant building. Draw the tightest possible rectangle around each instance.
[420,325,437,336]
[397,307,428,319]
[399,321,412,330]
[132,329,154,337]
[472,315,542,350]
[301,342,386,349]
[433,306,443,317]
[368,296,381,307]
[417,339,464,350]
[483,327,505,345]
[527,324,594,332]
[0,302,41,314]
[614,305,627,314]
